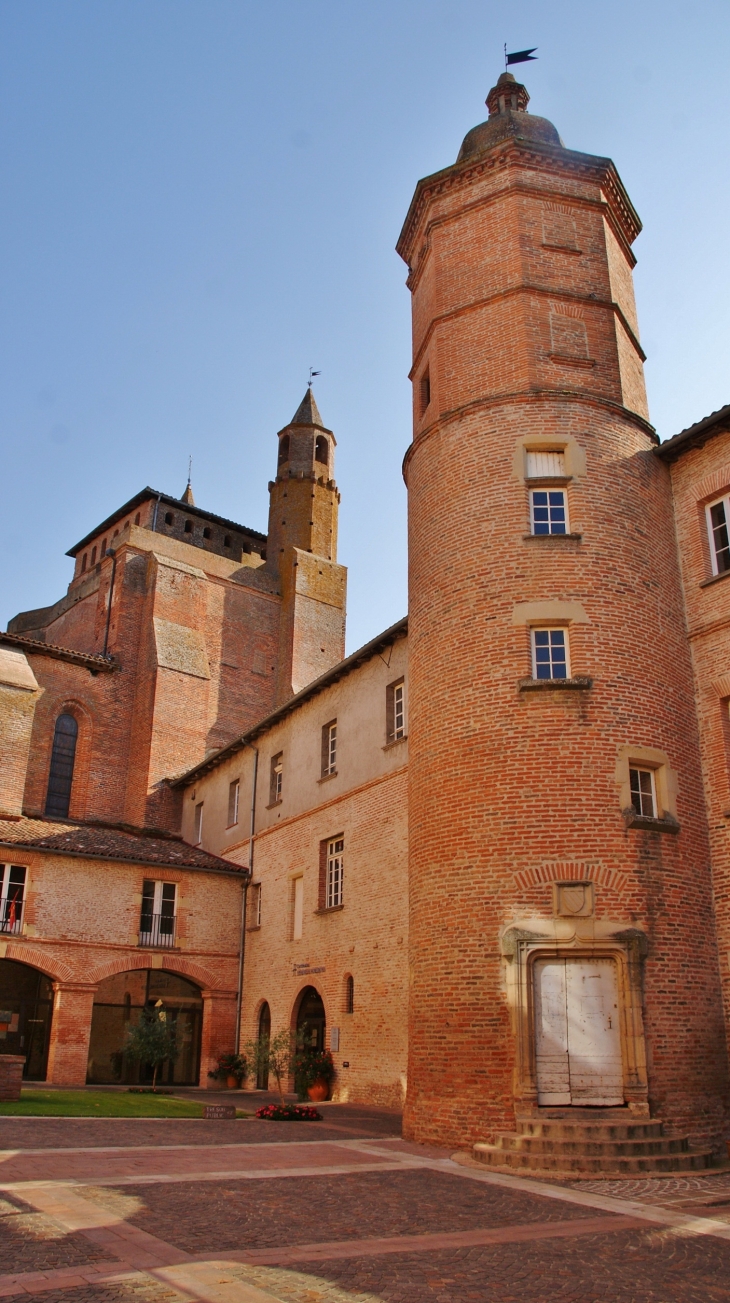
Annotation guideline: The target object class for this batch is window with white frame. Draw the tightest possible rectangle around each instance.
[227,779,240,827]
[270,753,283,804]
[326,836,344,909]
[321,721,337,776]
[530,489,568,535]
[706,496,730,575]
[629,767,656,819]
[386,679,405,743]
[0,865,26,935]
[194,801,204,844]
[139,880,177,948]
[531,628,569,680]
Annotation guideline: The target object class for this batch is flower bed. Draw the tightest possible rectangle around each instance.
[255,1103,322,1121]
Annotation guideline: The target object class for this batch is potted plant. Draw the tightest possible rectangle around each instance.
[293,1046,336,1102]
[208,1052,247,1089]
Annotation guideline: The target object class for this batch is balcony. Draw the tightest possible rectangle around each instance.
[0,896,24,935]
[138,913,176,949]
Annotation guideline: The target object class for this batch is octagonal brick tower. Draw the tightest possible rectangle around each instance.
[398,73,730,1149]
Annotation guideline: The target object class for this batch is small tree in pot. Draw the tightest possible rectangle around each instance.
[208,1053,247,1088]
[246,1028,294,1104]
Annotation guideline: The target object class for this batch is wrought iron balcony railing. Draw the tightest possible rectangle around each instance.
[0,895,24,935]
[138,913,176,948]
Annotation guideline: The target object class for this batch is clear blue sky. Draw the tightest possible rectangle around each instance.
[1,0,728,652]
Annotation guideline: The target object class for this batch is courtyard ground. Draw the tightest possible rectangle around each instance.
[0,1099,729,1301]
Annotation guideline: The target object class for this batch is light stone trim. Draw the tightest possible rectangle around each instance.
[511,600,588,626]
[614,744,678,821]
[501,923,649,1113]
[512,432,587,482]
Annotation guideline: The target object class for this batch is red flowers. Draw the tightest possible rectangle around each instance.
[255,1103,322,1121]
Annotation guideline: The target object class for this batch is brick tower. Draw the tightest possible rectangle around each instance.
[266,388,346,706]
[398,73,730,1149]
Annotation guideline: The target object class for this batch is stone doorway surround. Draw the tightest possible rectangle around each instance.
[501,920,649,1115]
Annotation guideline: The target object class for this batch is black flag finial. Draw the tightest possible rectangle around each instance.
[308,367,321,390]
[505,45,538,67]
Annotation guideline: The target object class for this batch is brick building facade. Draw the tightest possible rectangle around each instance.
[1,69,730,1162]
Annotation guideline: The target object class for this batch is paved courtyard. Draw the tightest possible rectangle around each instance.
[1,1102,730,1301]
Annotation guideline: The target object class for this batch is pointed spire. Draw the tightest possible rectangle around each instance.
[181,481,195,505]
[291,388,324,428]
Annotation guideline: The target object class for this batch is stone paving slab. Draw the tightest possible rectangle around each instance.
[1,1282,183,1303]
[77,1168,606,1256]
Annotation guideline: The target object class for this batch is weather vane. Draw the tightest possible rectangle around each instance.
[308,368,321,389]
[187,454,192,486]
[504,44,538,68]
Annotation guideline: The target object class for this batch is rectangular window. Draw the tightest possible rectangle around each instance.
[139,880,177,948]
[707,496,730,575]
[321,721,337,777]
[194,802,204,844]
[530,489,567,535]
[227,779,240,828]
[270,753,283,804]
[292,876,304,940]
[326,836,344,909]
[250,882,262,928]
[532,628,569,680]
[526,450,566,478]
[0,865,26,935]
[629,767,656,819]
[386,679,405,743]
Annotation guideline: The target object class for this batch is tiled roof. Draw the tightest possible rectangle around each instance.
[0,632,118,673]
[656,403,730,462]
[0,818,243,874]
[172,615,409,787]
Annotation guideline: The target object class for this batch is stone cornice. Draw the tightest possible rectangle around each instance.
[397,140,641,271]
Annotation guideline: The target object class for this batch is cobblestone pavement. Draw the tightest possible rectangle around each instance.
[1,1110,730,1301]
[80,1168,600,1254]
[0,1191,111,1276]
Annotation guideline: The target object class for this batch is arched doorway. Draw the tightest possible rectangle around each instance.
[296,986,326,1052]
[0,959,54,1080]
[87,969,203,1085]
[256,1002,271,1089]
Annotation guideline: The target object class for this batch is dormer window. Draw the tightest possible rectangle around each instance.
[278,435,290,467]
[315,435,329,467]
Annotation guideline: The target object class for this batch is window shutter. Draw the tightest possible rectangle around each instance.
[526,450,566,478]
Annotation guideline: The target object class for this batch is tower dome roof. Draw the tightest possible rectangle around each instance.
[457,72,562,162]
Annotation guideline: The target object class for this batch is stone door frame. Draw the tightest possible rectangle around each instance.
[501,927,649,1114]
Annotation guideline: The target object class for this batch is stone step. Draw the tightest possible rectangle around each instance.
[516,1118,665,1141]
[473,1142,715,1175]
[493,1131,688,1157]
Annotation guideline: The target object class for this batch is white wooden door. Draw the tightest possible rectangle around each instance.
[534,958,623,1106]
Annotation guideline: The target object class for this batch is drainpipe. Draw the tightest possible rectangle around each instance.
[102,550,117,659]
[235,745,258,1055]
[151,492,163,533]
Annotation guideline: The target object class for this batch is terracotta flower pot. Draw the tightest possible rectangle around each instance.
[307,1078,329,1102]
[226,1074,240,1089]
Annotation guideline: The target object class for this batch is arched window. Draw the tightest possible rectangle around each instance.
[101,537,108,557]
[346,975,354,1014]
[45,714,78,819]
[203,527,211,540]
[164,512,174,526]
[315,435,329,467]
[81,553,87,574]
[223,535,231,548]
[134,512,140,525]
[90,547,96,566]
[184,520,193,533]
[256,1001,271,1089]
[278,435,290,467]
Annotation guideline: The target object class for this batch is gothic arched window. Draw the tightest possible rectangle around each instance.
[45,714,78,819]
[315,435,329,466]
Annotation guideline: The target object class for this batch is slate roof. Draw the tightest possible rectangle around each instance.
[0,818,243,874]
[67,487,266,558]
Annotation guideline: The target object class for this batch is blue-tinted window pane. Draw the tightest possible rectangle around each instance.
[531,489,567,535]
[533,629,567,680]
